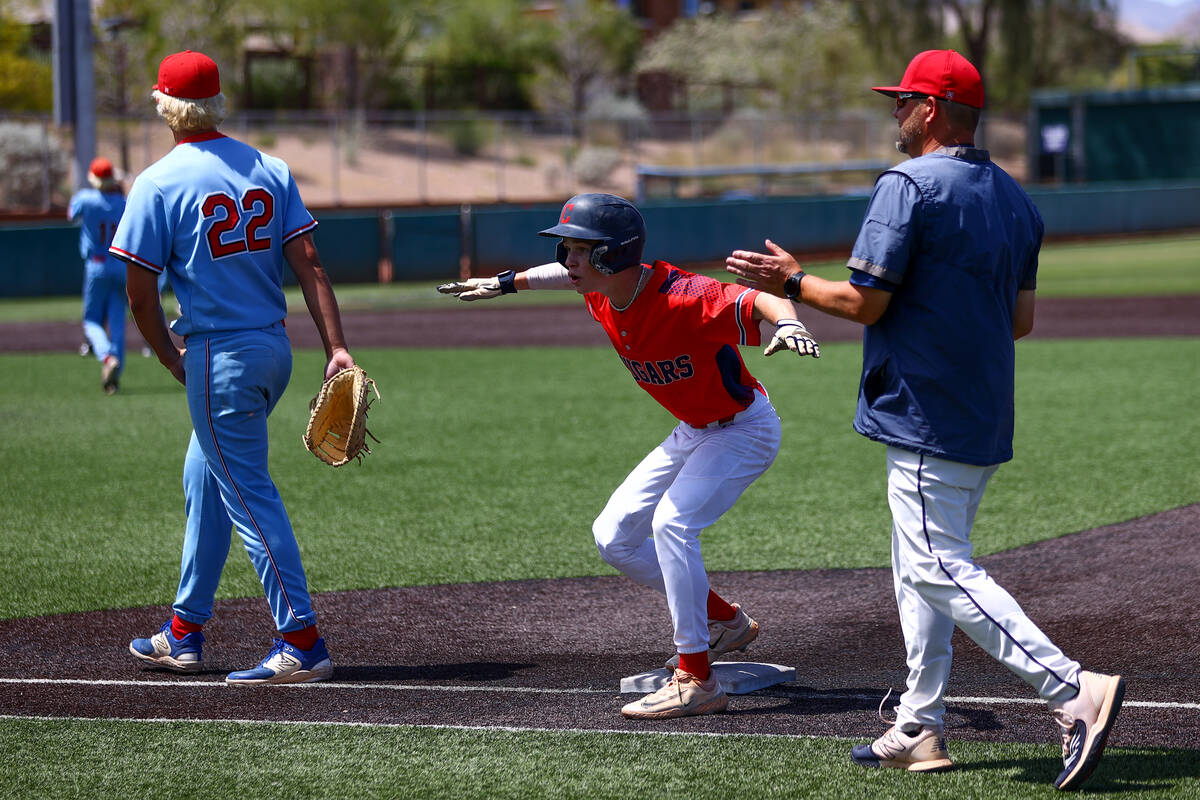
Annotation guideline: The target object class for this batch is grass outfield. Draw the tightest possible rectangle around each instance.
[4,718,1198,799]
[2,338,1197,619]
[2,231,1197,323]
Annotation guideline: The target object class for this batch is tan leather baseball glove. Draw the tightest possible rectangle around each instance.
[302,365,380,466]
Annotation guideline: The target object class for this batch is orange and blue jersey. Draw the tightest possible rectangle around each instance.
[584,261,763,428]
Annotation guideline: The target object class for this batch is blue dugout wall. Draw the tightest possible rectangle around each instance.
[1,209,387,299]
[467,182,1200,272]
[4,181,1199,297]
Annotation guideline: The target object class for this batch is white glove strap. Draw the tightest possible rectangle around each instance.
[775,318,810,334]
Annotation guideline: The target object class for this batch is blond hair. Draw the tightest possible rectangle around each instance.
[153,89,227,133]
[87,172,121,193]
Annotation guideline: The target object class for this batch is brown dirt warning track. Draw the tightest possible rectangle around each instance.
[1,295,1198,778]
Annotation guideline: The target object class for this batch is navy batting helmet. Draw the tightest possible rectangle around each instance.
[538,193,646,275]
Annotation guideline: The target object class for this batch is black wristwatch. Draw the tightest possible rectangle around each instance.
[783,270,807,300]
[497,269,518,294]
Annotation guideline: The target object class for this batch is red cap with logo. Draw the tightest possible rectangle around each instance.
[88,157,114,179]
[154,50,221,99]
[871,49,984,110]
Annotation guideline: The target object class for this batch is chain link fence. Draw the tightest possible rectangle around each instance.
[1,109,1027,213]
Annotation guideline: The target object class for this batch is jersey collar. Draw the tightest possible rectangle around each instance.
[934,144,989,161]
[177,130,226,145]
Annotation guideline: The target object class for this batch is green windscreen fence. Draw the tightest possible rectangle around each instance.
[1032,84,1200,183]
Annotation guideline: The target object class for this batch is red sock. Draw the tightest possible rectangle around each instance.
[706,590,736,622]
[171,614,202,639]
[281,625,320,651]
[678,650,711,681]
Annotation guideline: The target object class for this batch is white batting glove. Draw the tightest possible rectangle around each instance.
[436,277,502,301]
[765,319,820,358]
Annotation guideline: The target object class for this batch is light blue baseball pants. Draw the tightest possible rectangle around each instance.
[172,323,317,633]
[81,257,127,368]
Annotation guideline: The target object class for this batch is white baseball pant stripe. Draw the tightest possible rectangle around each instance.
[885,446,1081,729]
[592,391,780,655]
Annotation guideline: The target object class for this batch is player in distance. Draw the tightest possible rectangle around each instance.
[68,157,127,394]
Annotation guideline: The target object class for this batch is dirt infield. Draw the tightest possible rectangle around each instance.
[3,296,1198,766]
[3,294,1200,352]
[2,505,1198,753]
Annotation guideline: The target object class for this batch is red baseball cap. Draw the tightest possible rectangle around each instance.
[871,49,984,109]
[154,50,221,99]
[88,157,114,179]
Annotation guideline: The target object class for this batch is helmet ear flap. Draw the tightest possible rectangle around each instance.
[554,241,568,267]
[590,244,614,274]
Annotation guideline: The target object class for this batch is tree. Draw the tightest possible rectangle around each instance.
[0,1,52,111]
[637,2,872,113]
[91,0,245,114]
[853,0,1127,108]
[253,0,431,112]
[420,0,554,110]
[531,0,642,116]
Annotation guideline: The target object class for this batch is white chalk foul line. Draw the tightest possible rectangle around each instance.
[0,677,1197,710]
[0,677,608,694]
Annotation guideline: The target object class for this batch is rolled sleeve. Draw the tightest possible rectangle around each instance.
[847,172,922,287]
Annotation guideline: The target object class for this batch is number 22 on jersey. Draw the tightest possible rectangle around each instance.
[202,188,275,259]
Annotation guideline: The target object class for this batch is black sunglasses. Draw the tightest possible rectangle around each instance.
[895,92,930,108]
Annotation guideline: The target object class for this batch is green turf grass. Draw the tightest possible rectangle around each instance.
[4,240,1198,797]
[3,718,1195,799]
[2,337,1196,619]
[2,232,1196,324]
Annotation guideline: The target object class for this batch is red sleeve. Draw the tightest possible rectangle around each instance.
[676,274,760,347]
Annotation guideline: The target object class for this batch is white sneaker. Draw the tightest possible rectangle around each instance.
[664,603,759,669]
[1051,671,1125,790]
[621,669,728,720]
[851,724,954,772]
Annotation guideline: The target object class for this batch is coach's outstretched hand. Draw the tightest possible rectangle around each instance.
[765,319,820,359]
[437,277,502,301]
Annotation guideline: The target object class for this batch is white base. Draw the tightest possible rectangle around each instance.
[620,662,795,695]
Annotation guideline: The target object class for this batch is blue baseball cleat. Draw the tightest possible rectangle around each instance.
[129,620,204,672]
[225,637,334,686]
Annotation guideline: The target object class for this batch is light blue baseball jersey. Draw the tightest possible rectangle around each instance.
[110,132,317,336]
[68,187,126,264]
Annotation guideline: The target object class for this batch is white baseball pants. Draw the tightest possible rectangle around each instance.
[592,392,780,655]
[885,446,1082,729]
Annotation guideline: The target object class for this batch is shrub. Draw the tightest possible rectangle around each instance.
[0,122,68,211]
[571,146,621,185]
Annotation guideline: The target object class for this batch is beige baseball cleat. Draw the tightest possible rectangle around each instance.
[621,668,729,720]
[664,603,759,669]
[1052,671,1126,791]
[851,724,955,772]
